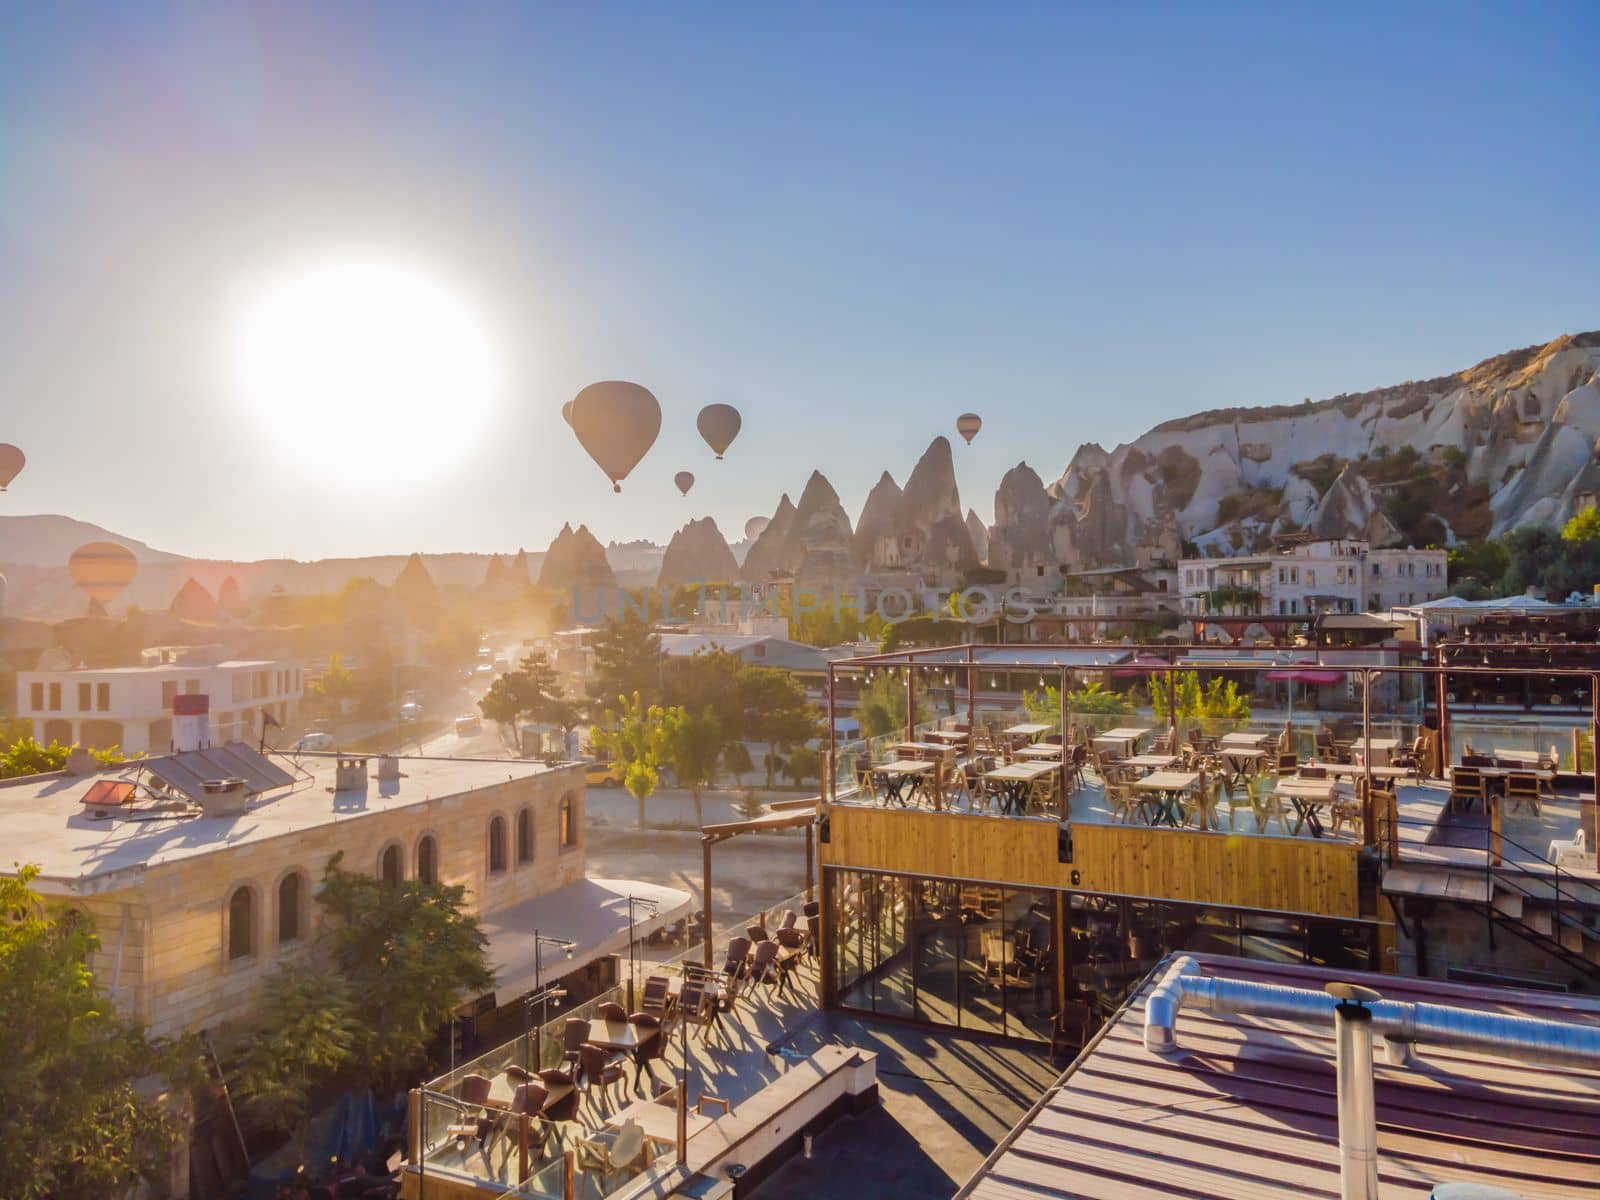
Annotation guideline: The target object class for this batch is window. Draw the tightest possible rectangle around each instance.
[226,887,255,961]
[29,682,43,711]
[416,835,438,885]
[488,816,508,873]
[1305,569,1316,587]
[516,807,534,865]
[560,795,577,849]
[161,680,177,710]
[96,682,110,712]
[184,678,200,694]
[77,682,91,712]
[1523,392,1540,420]
[48,683,60,712]
[1290,567,1298,584]
[380,843,403,885]
[277,873,305,944]
[1277,567,1286,584]
[231,674,249,703]
[1371,563,1381,576]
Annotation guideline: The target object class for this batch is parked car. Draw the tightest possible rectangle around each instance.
[293,732,335,752]
[454,714,483,737]
[399,702,421,722]
[585,756,624,787]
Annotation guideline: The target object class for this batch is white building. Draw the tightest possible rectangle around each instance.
[1178,538,1447,617]
[16,644,304,754]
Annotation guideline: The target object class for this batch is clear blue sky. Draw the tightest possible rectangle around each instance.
[1,2,1595,562]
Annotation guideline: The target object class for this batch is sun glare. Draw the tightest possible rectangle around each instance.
[228,256,500,484]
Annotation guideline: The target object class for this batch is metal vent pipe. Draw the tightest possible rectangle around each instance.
[1144,956,1600,1068]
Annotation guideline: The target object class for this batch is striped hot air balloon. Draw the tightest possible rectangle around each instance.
[956,413,982,444]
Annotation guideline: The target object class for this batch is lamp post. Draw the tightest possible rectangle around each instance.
[626,896,660,1011]
[522,930,575,1071]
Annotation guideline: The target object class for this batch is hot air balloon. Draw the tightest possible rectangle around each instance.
[561,400,574,426]
[696,404,741,459]
[744,516,770,541]
[674,471,695,496]
[69,542,138,608]
[568,382,662,492]
[956,413,982,444]
[0,444,24,490]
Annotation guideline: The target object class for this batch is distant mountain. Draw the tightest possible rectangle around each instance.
[0,514,188,566]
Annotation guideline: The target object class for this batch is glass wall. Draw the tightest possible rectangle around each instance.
[830,867,1377,1037]
[831,868,1055,1041]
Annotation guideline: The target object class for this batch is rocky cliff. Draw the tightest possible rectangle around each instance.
[1040,331,1600,564]
[658,517,739,587]
[537,523,616,590]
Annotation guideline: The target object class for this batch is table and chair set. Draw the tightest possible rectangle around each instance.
[859,722,1080,816]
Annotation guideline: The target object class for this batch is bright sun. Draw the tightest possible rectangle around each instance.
[228,256,500,484]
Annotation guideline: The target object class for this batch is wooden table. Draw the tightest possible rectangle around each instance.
[1124,753,1178,770]
[1319,763,1409,781]
[486,1072,575,1117]
[1217,747,1266,780]
[1015,744,1063,761]
[1094,727,1149,757]
[604,1095,712,1148]
[1274,778,1339,837]
[925,730,969,746]
[1219,731,1273,750]
[1133,770,1200,827]
[1491,748,1546,766]
[588,1020,658,1054]
[873,760,934,807]
[983,762,1058,814]
[1350,737,1399,766]
[894,741,956,759]
[1003,722,1054,742]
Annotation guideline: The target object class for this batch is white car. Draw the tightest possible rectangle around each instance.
[399,702,421,722]
[293,732,334,752]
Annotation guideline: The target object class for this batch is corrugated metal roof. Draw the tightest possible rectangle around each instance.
[962,954,1600,1200]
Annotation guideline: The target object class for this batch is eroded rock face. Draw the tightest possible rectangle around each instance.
[1033,331,1600,560]
[391,553,440,614]
[989,462,1053,572]
[895,436,963,538]
[658,517,739,588]
[741,494,797,582]
[792,472,856,584]
[170,577,220,622]
[854,472,903,567]
[537,523,616,590]
[966,509,989,562]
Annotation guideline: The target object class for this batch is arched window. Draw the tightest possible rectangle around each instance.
[380,843,403,886]
[516,807,534,865]
[416,835,438,885]
[227,887,255,961]
[559,794,577,849]
[488,816,507,873]
[278,872,305,944]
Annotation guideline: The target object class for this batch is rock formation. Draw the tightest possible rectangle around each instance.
[790,471,856,584]
[988,462,1053,574]
[169,577,220,622]
[217,575,241,610]
[741,494,798,582]
[657,518,739,588]
[390,553,441,618]
[537,524,616,590]
[853,472,903,566]
[965,509,989,562]
[480,550,531,592]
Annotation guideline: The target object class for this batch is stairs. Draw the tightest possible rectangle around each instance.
[1488,873,1600,977]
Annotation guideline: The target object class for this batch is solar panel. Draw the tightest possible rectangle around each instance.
[141,742,295,804]
[81,779,137,808]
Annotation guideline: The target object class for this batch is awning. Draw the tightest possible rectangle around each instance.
[1111,655,1173,677]
[479,877,693,1001]
[1265,668,1345,684]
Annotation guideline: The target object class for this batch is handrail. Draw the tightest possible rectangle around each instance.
[1482,822,1600,978]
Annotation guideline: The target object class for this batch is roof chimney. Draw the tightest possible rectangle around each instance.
[172,693,210,753]
[376,754,401,781]
[1328,982,1380,1200]
[335,756,369,792]
[199,777,248,817]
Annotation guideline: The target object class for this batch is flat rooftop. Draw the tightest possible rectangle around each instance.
[959,953,1600,1199]
[0,751,570,892]
[18,658,283,674]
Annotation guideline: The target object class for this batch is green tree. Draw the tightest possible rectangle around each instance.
[0,738,124,780]
[593,692,673,829]
[1152,674,1250,735]
[854,671,933,739]
[721,741,753,787]
[586,612,663,714]
[315,854,494,1084]
[229,965,360,1148]
[785,744,821,788]
[1562,507,1600,546]
[664,708,723,828]
[1021,685,1061,725]
[664,648,749,741]
[480,651,578,752]
[880,616,968,652]
[0,867,192,1198]
[1063,681,1133,716]
[739,667,821,786]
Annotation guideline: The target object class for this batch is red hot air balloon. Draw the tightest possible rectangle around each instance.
[696,404,741,459]
[674,471,695,496]
[568,382,662,492]
[0,444,24,490]
[956,413,982,444]
[69,541,138,607]
[744,516,770,541]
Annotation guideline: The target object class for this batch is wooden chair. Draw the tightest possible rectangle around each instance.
[1391,735,1429,782]
[1248,774,1284,832]
[577,1043,626,1116]
[627,1012,666,1088]
[597,1000,629,1023]
[1051,999,1096,1060]
[1274,752,1298,777]
[1450,767,1488,813]
[1105,781,1141,824]
[560,1017,590,1076]
[640,975,672,1020]
[1505,770,1542,816]
[1329,787,1362,838]
[1222,776,1256,831]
